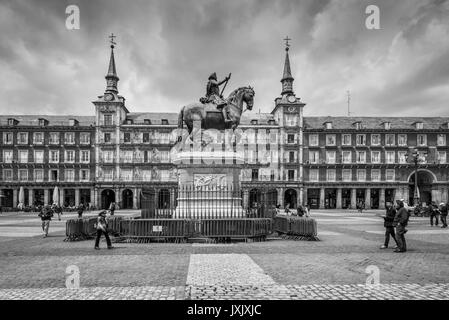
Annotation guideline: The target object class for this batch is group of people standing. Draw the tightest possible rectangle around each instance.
[428,202,448,228]
[381,199,410,253]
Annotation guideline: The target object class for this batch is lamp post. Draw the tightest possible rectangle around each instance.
[406,148,425,206]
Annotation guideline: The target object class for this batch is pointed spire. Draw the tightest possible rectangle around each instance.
[281,36,294,96]
[105,33,119,94]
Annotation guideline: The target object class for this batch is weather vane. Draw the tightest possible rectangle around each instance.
[283,36,291,50]
[109,33,117,48]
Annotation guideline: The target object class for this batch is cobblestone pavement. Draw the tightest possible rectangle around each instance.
[0,210,448,300]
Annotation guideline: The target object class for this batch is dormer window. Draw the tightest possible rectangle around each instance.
[38,118,48,126]
[125,119,133,125]
[268,119,275,125]
[69,119,78,126]
[144,119,151,125]
[161,119,169,125]
[414,122,424,130]
[7,118,17,126]
[251,119,258,125]
[324,122,332,130]
[383,122,391,130]
[353,122,363,130]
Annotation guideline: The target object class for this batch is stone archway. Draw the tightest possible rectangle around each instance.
[284,189,297,209]
[408,169,435,205]
[122,189,133,209]
[101,189,115,209]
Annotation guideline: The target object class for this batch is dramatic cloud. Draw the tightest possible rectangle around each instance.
[0,0,448,117]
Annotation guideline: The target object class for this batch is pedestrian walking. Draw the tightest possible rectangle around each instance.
[77,203,85,219]
[393,199,409,253]
[38,205,53,238]
[52,204,62,221]
[109,202,116,216]
[94,211,113,250]
[430,202,440,226]
[440,202,448,228]
[380,202,399,249]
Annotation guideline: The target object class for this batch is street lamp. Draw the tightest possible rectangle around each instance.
[406,148,426,206]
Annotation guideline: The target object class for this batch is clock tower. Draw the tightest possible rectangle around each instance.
[271,37,306,207]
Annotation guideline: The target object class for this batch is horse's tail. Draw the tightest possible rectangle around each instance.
[177,107,184,142]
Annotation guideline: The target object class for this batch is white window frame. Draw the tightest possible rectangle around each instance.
[80,132,90,145]
[65,150,75,163]
[357,169,366,182]
[309,150,319,164]
[326,169,336,182]
[356,134,366,146]
[386,151,395,164]
[371,169,381,182]
[17,132,28,145]
[64,132,75,145]
[371,134,380,146]
[342,169,352,182]
[3,150,13,163]
[34,150,44,164]
[34,169,44,182]
[80,169,90,182]
[309,169,319,182]
[3,132,13,145]
[326,151,336,164]
[18,169,28,181]
[309,134,319,147]
[49,169,59,182]
[386,169,395,181]
[398,134,407,146]
[437,134,446,146]
[417,134,427,146]
[80,150,90,163]
[33,132,44,145]
[385,134,395,146]
[326,134,336,146]
[371,151,380,164]
[49,132,60,145]
[356,151,366,163]
[437,151,447,164]
[49,150,59,163]
[65,169,75,182]
[398,151,407,164]
[3,169,13,181]
[342,134,351,146]
[19,150,28,164]
[342,151,352,164]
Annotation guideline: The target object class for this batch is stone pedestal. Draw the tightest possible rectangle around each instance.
[172,150,245,218]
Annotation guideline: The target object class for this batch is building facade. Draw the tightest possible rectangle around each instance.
[1,42,448,210]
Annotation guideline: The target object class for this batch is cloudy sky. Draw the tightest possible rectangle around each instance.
[0,0,448,117]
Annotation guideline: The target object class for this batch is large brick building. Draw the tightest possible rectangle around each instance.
[1,42,448,210]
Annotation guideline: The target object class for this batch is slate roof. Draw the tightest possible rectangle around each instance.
[0,115,95,127]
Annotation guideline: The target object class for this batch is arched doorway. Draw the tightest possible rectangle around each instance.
[101,189,115,209]
[408,170,435,206]
[122,189,133,209]
[284,189,297,209]
[249,189,262,209]
[158,189,170,209]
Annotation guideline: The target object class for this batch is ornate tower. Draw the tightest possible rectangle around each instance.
[280,37,294,97]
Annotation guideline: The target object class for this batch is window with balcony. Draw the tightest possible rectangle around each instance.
[19,150,28,163]
[288,170,295,181]
[103,114,113,126]
[103,151,114,163]
[80,169,90,181]
[326,134,336,146]
[342,134,351,146]
[386,169,395,181]
[356,134,366,146]
[33,132,43,145]
[356,151,366,163]
[371,134,380,146]
[287,134,295,144]
[3,169,13,181]
[34,150,44,164]
[19,169,28,181]
[309,134,318,146]
[386,151,395,164]
[342,169,352,182]
[371,151,380,164]
[80,133,90,145]
[437,134,446,146]
[34,169,44,182]
[64,132,75,144]
[309,169,319,182]
[342,151,352,163]
[3,150,13,163]
[103,169,114,181]
[371,169,381,182]
[309,150,319,164]
[326,151,336,164]
[3,132,13,144]
[65,169,75,182]
[49,133,59,144]
[18,132,28,144]
[80,150,90,163]
[385,134,395,146]
[65,150,75,163]
[398,134,407,146]
[417,134,427,146]
[50,150,59,163]
[326,169,336,182]
[104,132,111,143]
[357,169,366,182]
[398,151,407,164]
[437,151,447,164]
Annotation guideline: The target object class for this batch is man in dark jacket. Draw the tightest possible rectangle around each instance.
[77,203,84,219]
[38,205,54,238]
[94,211,113,250]
[430,202,440,226]
[380,202,398,249]
[440,202,448,228]
[393,199,409,253]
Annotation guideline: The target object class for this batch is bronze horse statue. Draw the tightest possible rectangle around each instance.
[177,86,255,143]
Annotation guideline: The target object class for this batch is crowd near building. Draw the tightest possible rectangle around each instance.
[1,40,448,211]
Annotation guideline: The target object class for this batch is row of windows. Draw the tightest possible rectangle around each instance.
[308,133,447,147]
[308,169,396,182]
[101,150,171,163]
[1,150,91,164]
[1,132,91,145]
[1,169,90,182]
[307,150,446,164]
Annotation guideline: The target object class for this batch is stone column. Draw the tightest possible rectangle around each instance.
[13,189,18,208]
[115,187,121,207]
[302,187,308,206]
[133,187,139,209]
[277,187,284,207]
[380,188,386,209]
[44,189,49,205]
[365,188,371,209]
[29,189,34,206]
[351,188,357,209]
[95,188,100,209]
[299,187,304,206]
[75,188,80,206]
[336,188,342,209]
[319,187,325,209]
